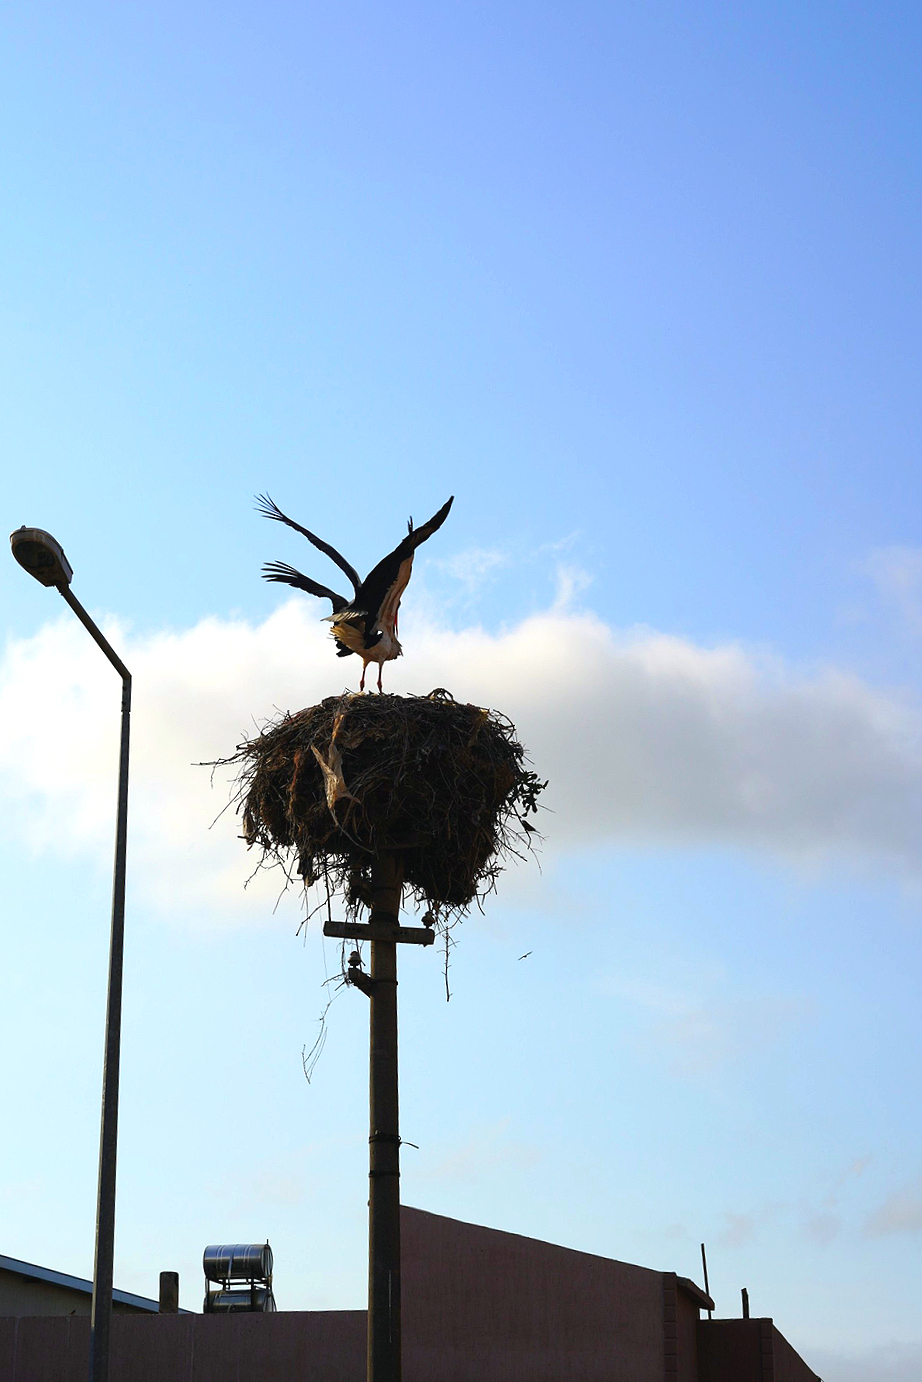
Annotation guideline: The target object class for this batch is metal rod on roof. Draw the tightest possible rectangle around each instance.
[700,1243,712,1319]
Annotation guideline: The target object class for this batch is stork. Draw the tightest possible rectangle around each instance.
[257,493,454,691]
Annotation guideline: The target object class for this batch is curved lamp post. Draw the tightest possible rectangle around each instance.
[10,527,131,1382]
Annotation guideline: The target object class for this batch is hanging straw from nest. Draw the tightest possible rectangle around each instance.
[217,689,545,922]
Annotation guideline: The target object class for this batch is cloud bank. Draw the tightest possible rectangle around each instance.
[2,598,921,923]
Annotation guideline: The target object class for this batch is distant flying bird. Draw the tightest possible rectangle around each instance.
[257,493,454,691]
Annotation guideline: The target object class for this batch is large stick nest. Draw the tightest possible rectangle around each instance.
[223,690,545,920]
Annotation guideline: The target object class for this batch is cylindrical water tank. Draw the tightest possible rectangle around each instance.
[202,1242,274,1283]
[204,1287,276,1313]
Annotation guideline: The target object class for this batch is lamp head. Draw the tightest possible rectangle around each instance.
[10,527,74,587]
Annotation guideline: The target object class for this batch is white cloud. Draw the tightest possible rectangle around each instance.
[834,1155,872,1189]
[432,546,510,594]
[411,609,922,866]
[551,562,593,610]
[802,1212,841,1246]
[865,546,922,632]
[716,1210,756,1248]
[0,603,330,925]
[599,974,810,1077]
[799,1157,871,1245]
[864,1177,922,1238]
[417,1118,541,1184]
[655,995,809,1077]
[2,597,922,927]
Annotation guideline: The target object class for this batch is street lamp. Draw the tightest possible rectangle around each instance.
[11,527,132,1382]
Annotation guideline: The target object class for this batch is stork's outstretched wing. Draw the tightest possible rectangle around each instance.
[256,493,362,595]
[356,496,454,634]
[405,495,455,548]
[261,561,350,613]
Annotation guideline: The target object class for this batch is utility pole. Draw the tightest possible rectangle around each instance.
[325,852,434,1382]
[367,852,403,1382]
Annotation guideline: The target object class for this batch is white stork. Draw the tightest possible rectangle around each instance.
[257,493,454,691]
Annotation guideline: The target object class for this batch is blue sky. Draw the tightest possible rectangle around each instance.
[2,4,921,1378]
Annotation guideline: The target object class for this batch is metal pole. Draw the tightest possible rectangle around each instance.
[56,585,131,1382]
[367,853,404,1382]
[700,1242,712,1320]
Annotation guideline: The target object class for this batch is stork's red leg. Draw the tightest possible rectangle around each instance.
[377,665,384,693]
[359,662,367,692]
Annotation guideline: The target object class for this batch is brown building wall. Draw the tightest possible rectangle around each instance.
[697,1319,821,1382]
[698,1318,763,1382]
[662,1272,700,1382]
[770,1322,822,1382]
[0,1312,367,1382]
[1,1298,824,1382]
[1,1210,755,1382]
[402,1206,667,1382]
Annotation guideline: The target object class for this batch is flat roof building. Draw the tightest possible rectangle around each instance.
[0,1208,820,1381]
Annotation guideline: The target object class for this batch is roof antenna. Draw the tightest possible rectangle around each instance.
[700,1243,713,1319]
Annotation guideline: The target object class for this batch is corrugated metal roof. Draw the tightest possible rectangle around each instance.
[0,1253,193,1314]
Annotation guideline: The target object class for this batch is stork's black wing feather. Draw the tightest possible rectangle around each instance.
[261,561,349,613]
[255,493,361,595]
[405,495,454,548]
[356,496,454,625]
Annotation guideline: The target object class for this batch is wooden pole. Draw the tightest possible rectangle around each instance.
[367,852,404,1382]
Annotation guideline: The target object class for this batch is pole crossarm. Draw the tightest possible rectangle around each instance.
[323,919,435,946]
